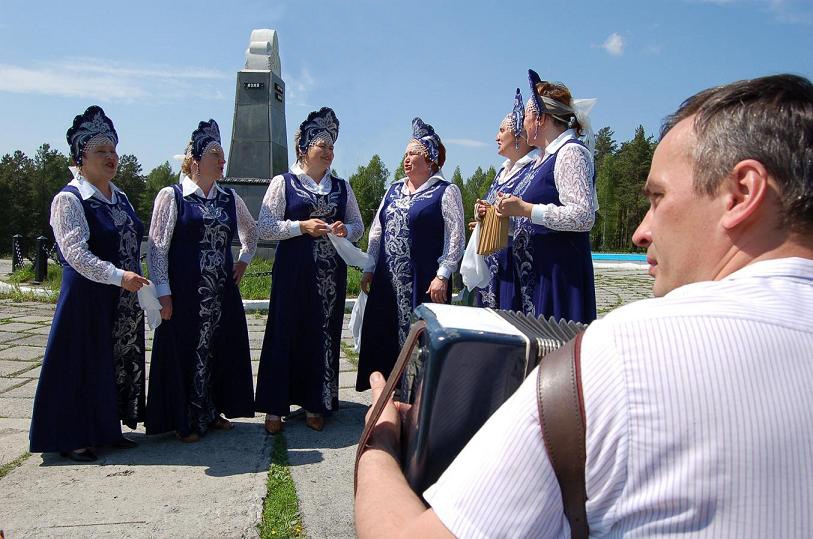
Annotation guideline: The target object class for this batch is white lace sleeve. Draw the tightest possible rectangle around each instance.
[257,175,302,240]
[437,183,466,279]
[343,182,365,243]
[50,191,123,286]
[147,187,177,297]
[364,196,387,274]
[530,143,596,232]
[233,191,258,264]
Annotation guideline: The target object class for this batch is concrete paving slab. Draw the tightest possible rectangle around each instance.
[0,419,272,539]
[0,345,44,361]
[26,325,53,335]
[0,360,38,377]
[339,370,357,389]
[0,417,31,466]
[0,396,33,418]
[0,377,25,393]
[285,389,371,539]
[0,331,25,344]
[3,378,35,398]
[0,322,41,333]
[19,365,42,379]
[8,315,54,324]
[8,334,48,347]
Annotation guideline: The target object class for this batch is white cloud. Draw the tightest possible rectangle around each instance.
[0,58,232,102]
[445,138,490,148]
[284,67,316,106]
[601,33,625,56]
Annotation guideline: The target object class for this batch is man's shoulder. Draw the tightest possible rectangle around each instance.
[591,261,813,346]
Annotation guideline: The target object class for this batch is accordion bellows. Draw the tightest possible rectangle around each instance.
[476,205,509,256]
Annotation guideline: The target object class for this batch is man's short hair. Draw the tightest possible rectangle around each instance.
[661,74,813,233]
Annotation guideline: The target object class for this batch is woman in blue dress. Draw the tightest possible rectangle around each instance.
[146,119,257,443]
[496,70,598,323]
[471,89,538,309]
[255,107,364,434]
[355,118,465,391]
[30,106,150,462]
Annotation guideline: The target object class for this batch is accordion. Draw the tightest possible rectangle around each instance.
[356,304,586,496]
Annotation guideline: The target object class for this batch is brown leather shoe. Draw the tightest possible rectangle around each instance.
[210,416,234,430]
[264,417,283,434]
[305,415,324,432]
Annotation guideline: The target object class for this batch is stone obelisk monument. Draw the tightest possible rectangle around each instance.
[222,29,288,218]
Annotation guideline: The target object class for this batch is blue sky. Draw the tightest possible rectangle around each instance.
[1,0,811,181]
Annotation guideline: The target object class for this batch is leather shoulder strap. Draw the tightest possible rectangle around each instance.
[537,331,588,539]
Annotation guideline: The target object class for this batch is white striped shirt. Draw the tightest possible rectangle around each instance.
[424,257,813,537]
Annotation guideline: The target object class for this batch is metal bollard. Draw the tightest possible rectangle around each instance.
[11,234,24,273]
[33,236,48,284]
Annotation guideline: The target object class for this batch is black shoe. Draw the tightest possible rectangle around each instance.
[112,436,138,449]
[59,449,98,462]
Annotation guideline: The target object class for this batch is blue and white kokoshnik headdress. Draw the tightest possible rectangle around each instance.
[297,107,340,155]
[411,117,441,164]
[66,105,118,166]
[190,119,222,161]
[525,68,598,154]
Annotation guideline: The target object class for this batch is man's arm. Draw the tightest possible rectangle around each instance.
[355,372,455,539]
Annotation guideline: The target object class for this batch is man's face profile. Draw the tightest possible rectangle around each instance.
[633,118,726,297]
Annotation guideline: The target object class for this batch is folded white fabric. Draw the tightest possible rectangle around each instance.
[349,290,367,352]
[328,234,371,269]
[137,282,163,330]
[460,222,490,290]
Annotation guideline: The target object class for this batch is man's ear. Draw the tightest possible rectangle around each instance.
[720,159,770,230]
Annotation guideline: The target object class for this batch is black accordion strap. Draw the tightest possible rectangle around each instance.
[537,331,588,539]
[354,320,427,495]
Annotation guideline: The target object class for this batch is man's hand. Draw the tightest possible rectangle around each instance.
[233,260,248,284]
[360,272,373,294]
[158,295,173,320]
[121,271,149,292]
[426,276,448,303]
[302,218,331,237]
[365,372,405,457]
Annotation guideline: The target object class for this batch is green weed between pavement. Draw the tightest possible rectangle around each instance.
[0,452,31,480]
[340,341,359,367]
[259,434,304,538]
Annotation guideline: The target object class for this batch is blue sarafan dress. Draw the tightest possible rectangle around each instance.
[146,183,255,437]
[475,152,538,310]
[255,168,364,416]
[511,133,597,324]
[356,176,465,391]
[30,181,145,453]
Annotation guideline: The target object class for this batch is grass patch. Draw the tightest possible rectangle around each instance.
[0,286,58,304]
[259,434,304,538]
[0,452,31,480]
[240,258,274,300]
[340,341,359,367]
[240,259,363,300]
[8,263,62,292]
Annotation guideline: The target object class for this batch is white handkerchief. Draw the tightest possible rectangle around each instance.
[460,222,490,290]
[137,282,163,330]
[349,291,367,352]
[328,234,372,269]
